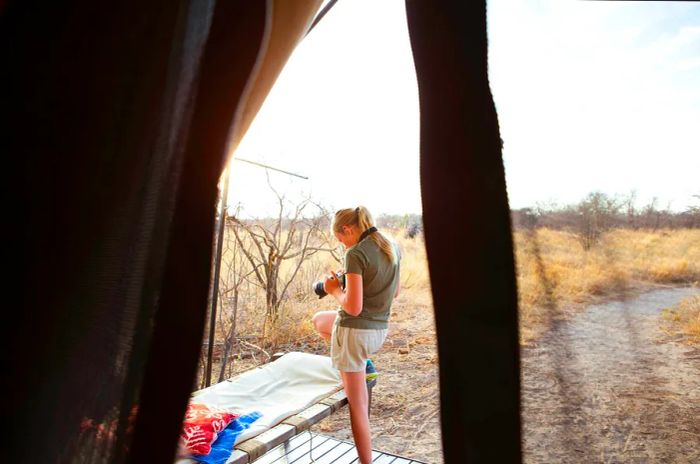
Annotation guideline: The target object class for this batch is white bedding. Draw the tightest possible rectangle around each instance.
[191,351,342,446]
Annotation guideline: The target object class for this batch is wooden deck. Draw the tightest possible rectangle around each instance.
[249,431,427,464]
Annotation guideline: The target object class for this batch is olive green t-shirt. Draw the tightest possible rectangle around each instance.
[338,236,401,329]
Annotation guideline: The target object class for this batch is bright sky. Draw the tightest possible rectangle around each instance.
[227,0,700,218]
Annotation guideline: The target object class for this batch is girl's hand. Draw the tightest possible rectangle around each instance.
[323,271,341,294]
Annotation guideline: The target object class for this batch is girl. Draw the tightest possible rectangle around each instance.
[312,206,401,464]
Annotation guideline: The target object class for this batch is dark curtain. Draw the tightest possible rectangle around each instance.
[6,1,267,462]
[406,1,522,462]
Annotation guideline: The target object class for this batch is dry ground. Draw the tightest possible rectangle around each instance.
[521,286,700,463]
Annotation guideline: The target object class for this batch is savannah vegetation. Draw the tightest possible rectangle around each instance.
[197,190,699,386]
[661,295,700,344]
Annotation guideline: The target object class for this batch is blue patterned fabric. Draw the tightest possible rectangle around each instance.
[191,411,262,464]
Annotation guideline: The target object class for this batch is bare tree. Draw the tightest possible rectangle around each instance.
[228,177,338,323]
[511,192,699,232]
[574,192,622,250]
[215,204,257,381]
[624,190,638,229]
[642,197,661,230]
[684,194,700,228]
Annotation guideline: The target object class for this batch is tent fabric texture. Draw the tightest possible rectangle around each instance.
[406,1,522,461]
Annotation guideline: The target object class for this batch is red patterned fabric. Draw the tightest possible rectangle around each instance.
[180,403,238,455]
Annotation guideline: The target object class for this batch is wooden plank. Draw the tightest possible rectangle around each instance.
[277,434,331,463]
[320,389,348,413]
[329,447,380,464]
[246,432,333,464]
[282,431,315,453]
[255,424,298,445]
[371,453,397,463]
[245,432,314,464]
[230,431,426,464]
[328,446,360,464]
[278,432,321,460]
[388,458,411,464]
[226,449,251,464]
[289,436,344,464]
[282,403,332,432]
[244,439,298,464]
[235,424,296,462]
[304,439,353,464]
[288,434,342,464]
[256,429,316,464]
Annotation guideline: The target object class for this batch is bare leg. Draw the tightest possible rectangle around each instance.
[311,310,336,341]
[341,371,372,464]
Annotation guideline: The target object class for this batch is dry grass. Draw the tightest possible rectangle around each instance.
[212,227,699,364]
[392,231,431,292]
[514,228,700,343]
[661,294,700,344]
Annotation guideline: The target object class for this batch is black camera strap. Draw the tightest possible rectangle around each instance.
[359,226,378,242]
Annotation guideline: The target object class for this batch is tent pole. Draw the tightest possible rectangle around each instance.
[306,0,339,36]
[206,165,231,387]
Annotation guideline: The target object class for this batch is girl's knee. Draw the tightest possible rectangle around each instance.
[312,310,335,330]
[311,312,327,333]
[311,311,323,328]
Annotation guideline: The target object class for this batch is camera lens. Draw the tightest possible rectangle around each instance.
[313,281,327,299]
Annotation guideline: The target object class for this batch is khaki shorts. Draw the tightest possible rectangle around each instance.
[330,321,388,372]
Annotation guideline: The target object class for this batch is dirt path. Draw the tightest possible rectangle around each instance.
[522,286,700,463]
[316,286,699,463]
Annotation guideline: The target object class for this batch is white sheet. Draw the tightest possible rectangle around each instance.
[191,351,342,446]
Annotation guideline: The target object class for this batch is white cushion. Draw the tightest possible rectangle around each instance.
[191,352,342,445]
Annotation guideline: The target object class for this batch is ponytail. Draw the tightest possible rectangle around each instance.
[333,206,396,264]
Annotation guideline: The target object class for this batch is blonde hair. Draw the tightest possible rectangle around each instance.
[333,206,396,263]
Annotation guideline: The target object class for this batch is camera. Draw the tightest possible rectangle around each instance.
[312,271,346,299]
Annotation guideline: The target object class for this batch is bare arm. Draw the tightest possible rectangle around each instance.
[326,272,363,316]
